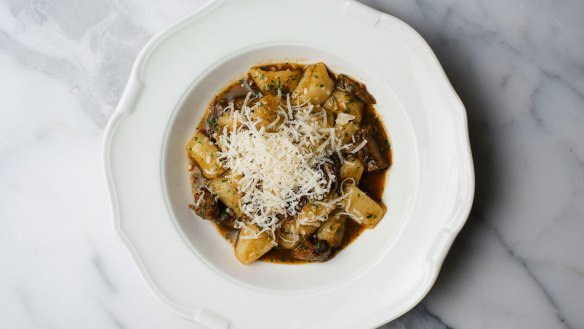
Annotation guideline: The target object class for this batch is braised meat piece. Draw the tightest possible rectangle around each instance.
[216,205,236,228]
[189,186,237,228]
[189,187,220,221]
[205,98,227,137]
[337,74,376,105]
[354,126,389,172]
[320,153,341,191]
[291,239,332,262]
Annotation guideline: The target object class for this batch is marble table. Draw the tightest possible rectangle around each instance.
[1,0,583,328]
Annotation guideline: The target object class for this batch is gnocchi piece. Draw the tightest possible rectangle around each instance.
[249,68,301,94]
[208,175,244,217]
[301,110,335,154]
[339,158,365,184]
[292,63,335,105]
[323,90,364,124]
[277,220,320,250]
[278,221,321,249]
[343,184,386,228]
[217,110,242,133]
[250,95,281,131]
[215,111,240,151]
[325,110,335,128]
[277,197,338,249]
[317,212,347,247]
[235,225,274,264]
[186,131,225,179]
[277,220,304,250]
[313,109,334,129]
[297,198,337,225]
[335,121,359,145]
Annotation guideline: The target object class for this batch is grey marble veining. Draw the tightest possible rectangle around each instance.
[0,0,583,328]
[367,0,584,328]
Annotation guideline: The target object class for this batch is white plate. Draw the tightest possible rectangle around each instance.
[103,0,474,328]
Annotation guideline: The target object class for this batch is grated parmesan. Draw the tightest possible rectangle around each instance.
[335,112,355,125]
[351,139,368,154]
[217,92,353,239]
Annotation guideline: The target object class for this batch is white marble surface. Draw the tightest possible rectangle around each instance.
[1,0,583,328]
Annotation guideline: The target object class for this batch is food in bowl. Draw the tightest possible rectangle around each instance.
[186,62,391,264]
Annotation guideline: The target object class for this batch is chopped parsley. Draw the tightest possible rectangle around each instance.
[266,79,276,90]
[208,116,217,128]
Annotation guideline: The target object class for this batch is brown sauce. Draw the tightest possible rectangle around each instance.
[188,62,392,264]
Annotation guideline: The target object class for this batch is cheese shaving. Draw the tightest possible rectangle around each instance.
[194,189,205,207]
[335,113,355,125]
[218,92,352,239]
[351,139,368,154]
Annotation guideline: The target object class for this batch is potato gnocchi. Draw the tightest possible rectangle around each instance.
[186,62,392,264]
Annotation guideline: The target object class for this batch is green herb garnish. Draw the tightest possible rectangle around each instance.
[208,116,217,128]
